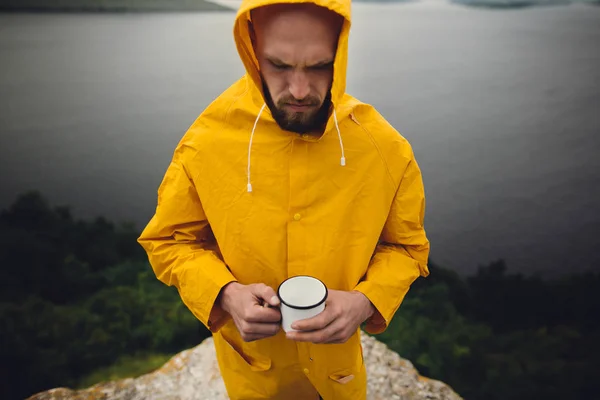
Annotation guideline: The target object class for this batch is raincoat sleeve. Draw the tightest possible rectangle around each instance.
[138,145,237,333]
[354,148,430,335]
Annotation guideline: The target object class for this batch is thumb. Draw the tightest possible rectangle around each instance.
[251,283,280,307]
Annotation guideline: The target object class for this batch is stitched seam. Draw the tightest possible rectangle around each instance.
[224,76,251,123]
[351,113,397,188]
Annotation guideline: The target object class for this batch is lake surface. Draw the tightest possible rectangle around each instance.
[1,2,599,277]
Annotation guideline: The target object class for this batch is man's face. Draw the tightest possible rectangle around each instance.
[251,5,342,134]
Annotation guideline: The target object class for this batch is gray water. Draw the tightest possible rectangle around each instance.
[1,3,599,277]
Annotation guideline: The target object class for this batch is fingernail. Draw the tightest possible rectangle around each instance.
[270,295,280,305]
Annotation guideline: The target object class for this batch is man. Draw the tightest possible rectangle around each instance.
[138,0,430,398]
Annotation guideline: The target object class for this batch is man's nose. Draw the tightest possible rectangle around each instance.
[288,71,310,101]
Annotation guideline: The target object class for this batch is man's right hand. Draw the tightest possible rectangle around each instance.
[219,282,282,342]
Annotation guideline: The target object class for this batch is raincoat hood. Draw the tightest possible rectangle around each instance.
[233,0,352,128]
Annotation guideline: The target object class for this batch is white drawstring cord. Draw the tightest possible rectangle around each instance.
[333,108,346,166]
[247,103,266,193]
[247,104,346,193]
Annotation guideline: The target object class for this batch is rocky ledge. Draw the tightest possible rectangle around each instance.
[29,332,463,400]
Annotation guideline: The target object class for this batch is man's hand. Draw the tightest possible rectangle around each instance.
[285,289,375,344]
[219,282,282,342]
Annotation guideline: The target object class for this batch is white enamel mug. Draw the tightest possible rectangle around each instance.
[277,275,328,333]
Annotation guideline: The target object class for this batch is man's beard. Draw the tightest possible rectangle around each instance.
[262,81,332,134]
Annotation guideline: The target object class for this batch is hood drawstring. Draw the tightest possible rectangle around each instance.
[247,104,346,193]
[333,108,346,167]
[247,103,266,193]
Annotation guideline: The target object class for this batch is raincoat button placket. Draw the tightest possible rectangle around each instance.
[287,138,308,278]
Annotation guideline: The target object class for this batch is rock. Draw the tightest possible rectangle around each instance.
[28,332,463,400]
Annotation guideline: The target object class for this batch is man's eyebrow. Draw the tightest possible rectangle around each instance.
[265,55,334,68]
[265,55,291,67]
[309,60,334,68]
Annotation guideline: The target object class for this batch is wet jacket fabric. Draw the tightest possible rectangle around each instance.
[138,0,430,398]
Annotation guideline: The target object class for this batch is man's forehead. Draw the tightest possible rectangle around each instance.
[250,3,343,33]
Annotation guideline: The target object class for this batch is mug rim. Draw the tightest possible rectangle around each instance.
[277,275,328,310]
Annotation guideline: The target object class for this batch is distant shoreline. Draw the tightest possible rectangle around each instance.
[0,0,233,13]
[1,0,598,13]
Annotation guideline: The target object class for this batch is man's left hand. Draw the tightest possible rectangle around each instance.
[285,289,375,344]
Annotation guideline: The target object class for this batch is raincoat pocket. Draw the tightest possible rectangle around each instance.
[328,369,355,384]
[221,328,272,372]
[323,364,367,400]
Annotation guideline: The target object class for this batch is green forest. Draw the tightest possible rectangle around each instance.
[1,191,599,399]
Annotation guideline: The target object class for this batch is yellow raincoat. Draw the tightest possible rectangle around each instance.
[138,0,430,398]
